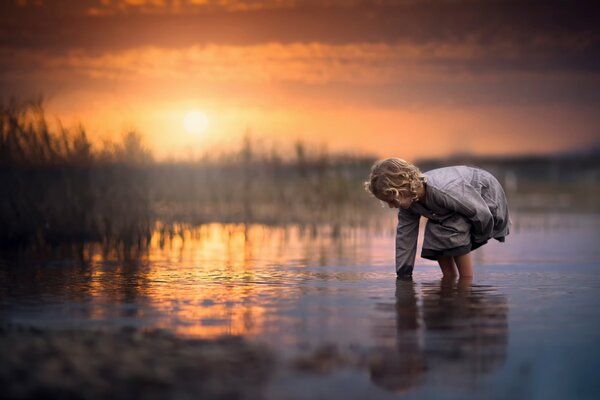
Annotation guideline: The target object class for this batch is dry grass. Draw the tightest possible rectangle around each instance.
[0,99,384,248]
[3,98,596,249]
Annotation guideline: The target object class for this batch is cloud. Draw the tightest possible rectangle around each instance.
[1,0,598,112]
[8,1,412,15]
[1,38,596,90]
[1,1,598,54]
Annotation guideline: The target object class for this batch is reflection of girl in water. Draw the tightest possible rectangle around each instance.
[370,277,508,393]
[370,278,425,392]
[421,277,508,382]
[364,158,511,278]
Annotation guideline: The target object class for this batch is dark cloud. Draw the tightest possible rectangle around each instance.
[1,0,598,109]
[0,0,597,80]
[1,1,598,50]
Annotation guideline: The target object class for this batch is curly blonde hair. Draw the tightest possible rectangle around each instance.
[364,158,427,202]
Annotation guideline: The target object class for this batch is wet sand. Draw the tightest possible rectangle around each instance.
[0,324,273,400]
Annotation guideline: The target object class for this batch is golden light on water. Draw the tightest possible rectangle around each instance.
[183,111,209,134]
[81,223,393,339]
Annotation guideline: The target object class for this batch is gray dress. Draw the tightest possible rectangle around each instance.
[395,166,511,276]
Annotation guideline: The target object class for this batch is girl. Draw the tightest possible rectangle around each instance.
[364,158,511,278]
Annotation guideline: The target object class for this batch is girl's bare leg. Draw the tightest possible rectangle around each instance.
[454,253,473,277]
[437,256,457,277]
[457,275,473,291]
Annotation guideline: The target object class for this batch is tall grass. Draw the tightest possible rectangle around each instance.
[149,137,381,227]
[0,99,384,248]
[6,98,593,250]
[0,99,153,248]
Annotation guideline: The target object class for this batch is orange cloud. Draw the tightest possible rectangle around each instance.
[84,0,300,15]
[1,40,585,88]
[0,0,596,160]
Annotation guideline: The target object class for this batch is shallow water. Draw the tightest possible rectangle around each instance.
[1,213,600,399]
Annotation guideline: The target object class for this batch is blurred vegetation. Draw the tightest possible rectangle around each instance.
[2,99,598,249]
[0,99,382,248]
[417,152,600,213]
[0,98,153,248]
[150,135,381,228]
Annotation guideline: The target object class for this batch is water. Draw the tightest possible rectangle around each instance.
[1,213,600,399]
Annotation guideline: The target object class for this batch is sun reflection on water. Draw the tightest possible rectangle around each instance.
[81,223,393,339]
[3,213,597,344]
[2,214,599,398]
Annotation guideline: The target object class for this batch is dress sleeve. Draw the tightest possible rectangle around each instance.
[396,208,420,276]
[434,183,494,243]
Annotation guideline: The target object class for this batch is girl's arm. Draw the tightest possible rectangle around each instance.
[433,183,494,243]
[396,208,420,277]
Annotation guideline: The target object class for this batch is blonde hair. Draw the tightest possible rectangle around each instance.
[364,158,427,202]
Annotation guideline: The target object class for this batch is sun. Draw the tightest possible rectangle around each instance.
[183,111,209,134]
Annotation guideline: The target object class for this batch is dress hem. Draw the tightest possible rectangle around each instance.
[421,236,505,260]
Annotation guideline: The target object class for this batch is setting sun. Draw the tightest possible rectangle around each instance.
[183,111,209,134]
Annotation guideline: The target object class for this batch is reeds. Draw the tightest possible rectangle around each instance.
[0,99,385,248]
[0,99,153,248]
[2,98,597,249]
[148,138,382,227]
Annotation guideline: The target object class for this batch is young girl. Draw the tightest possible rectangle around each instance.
[364,158,511,278]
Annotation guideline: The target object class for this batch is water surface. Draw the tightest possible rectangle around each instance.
[1,213,599,399]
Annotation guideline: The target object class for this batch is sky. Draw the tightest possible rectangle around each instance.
[1,0,599,160]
